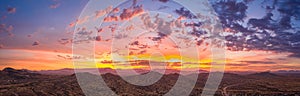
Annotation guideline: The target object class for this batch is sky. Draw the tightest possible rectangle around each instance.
[0,0,299,72]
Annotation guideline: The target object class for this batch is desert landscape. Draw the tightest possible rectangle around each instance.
[1,0,300,95]
[1,67,299,96]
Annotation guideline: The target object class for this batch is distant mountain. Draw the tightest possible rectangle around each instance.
[274,70,300,73]
[35,68,208,76]
[36,68,75,75]
[247,71,281,79]
[250,71,277,76]
[226,71,257,75]
[273,70,300,77]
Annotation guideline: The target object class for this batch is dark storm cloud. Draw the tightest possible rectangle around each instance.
[210,0,300,57]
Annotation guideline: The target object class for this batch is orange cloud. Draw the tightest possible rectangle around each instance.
[104,15,119,22]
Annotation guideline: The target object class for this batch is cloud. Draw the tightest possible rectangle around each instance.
[58,38,72,45]
[56,55,72,60]
[288,53,300,58]
[119,5,144,20]
[130,41,139,46]
[158,0,169,3]
[168,62,181,67]
[226,63,250,66]
[69,16,90,28]
[100,60,121,64]
[0,44,3,48]
[103,15,119,22]
[157,6,169,10]
[1,15,7,20]
[0,24,14,37]
[129,60,150,66]
[95,36,101,41]
[49,3,60,9]
[210,0,300,55]
[7,7,16,14]
[95,6,113,19]
[100,4,144,23]
[138,50,147,55]
[32,41,40,46]
[239,61,276,64]
[174,7,197,19]
[113,33,128,39]
[139,13,177,42]
[27,34,32,38]
[95,27,103,32]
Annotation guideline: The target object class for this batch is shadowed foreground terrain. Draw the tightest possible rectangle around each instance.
[0,68,299,96]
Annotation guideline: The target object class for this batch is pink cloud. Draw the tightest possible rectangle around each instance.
[119,5,144,20]
[69,16,90,28]
[95,27,103,33]
[95,6,113,19]
[100,5,145,22]
[103,15,119,22]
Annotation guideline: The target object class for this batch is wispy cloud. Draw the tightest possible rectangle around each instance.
[49,3,60,9]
